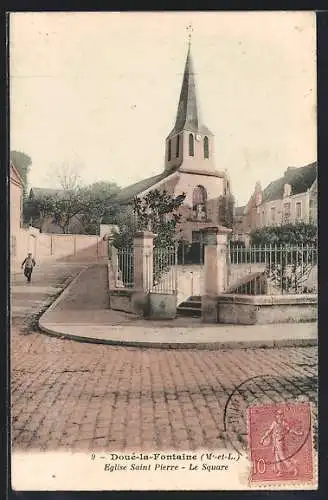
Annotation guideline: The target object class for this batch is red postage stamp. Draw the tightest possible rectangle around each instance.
[248,402,314,484]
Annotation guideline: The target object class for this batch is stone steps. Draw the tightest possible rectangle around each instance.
[177,296,202,317]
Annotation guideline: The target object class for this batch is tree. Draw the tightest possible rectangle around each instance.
[111,190,186,288]
[48,192,82,234]
[249,223,317,294]
[47,162,83,191]
[10,151,32,195]
[26,191,82,234]
[76,182,121,234]
[24,162,122,234]
[266,250,316,294]
[110,208,139,248]
[48,166,121,234]
[250,223,317,246]
[85,181,120,201]
[40,189,114,235]
[23,196,53,228]
[111,189,186,249]
[26,164,84,233]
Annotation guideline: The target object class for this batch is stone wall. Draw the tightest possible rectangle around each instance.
[107,261,148,316]
[217,294,317,325]
[11,228,108,272]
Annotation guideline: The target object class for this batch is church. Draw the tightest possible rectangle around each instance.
[113,42,232,249]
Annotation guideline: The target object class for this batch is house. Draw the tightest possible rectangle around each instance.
[10,161,41,270]
[10,161,24,260]
[10,161,24,233]
[112,42,232,253]
[29,187,65,200]
[232,205,250,245]
[234,162,317,236]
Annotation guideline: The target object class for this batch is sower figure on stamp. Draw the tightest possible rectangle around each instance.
[21,253,36,282]
[260,409,303,477]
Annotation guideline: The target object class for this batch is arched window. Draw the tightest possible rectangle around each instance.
[204,136,209,159]
[192,185,207,221]
[168,139,171,161]
[189,133,194,157]
[176,134,180,158]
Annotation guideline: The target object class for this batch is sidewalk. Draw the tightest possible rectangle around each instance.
[11,259,95,322]
[38,263,317,349]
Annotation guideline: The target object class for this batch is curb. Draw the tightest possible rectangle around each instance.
[38,324,317,351]
[38,265,317,350]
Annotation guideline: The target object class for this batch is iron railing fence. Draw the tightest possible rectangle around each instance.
[111,245,178,292]
[111,243,317,295]
[151,246,178,294]
[112,246,134,288]
[229,244,317,294]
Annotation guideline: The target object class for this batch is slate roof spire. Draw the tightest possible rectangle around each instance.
[168,38,212,137]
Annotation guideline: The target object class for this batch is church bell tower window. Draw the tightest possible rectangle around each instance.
[176,134,180,157]
[168,139,171,161]
[204,136,209,159]
[189,133,194,157]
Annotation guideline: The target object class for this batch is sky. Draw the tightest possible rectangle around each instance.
[10,11,316,206]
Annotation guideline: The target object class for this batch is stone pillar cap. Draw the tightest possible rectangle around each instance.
[200,225,232,234]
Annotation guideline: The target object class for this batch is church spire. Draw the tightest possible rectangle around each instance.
[165,33,215,172]
[168,29,212,138]
[173,44,199,133]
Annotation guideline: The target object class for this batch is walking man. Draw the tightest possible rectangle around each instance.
[21,252,36,282]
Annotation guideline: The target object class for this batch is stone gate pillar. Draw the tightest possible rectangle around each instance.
[201,226,232,323]
[133,231,155,291]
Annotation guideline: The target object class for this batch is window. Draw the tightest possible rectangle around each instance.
[192,231,201,243]
[192,185,207,220]
[204,136,209,159]
[271,207,276,223]
[189,133,194,157]
[168,139,171,161]
[176,135,180,157]
[296,202,302,219]
[283,202,291,221]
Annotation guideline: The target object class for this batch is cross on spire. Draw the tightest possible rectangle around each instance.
[186,23,193,47]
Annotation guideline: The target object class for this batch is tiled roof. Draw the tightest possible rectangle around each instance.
[10,161,24,187]
[29,187,68,199]
[262,162,317,202]
[112,170,175,205]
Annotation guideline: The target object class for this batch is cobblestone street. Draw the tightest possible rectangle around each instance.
[10,260,318,453]
[12,323,317,452]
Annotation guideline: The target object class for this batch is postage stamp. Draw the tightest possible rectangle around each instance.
[248,401,314,484]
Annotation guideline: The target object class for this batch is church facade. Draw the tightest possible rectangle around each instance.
[114,44,232,247]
